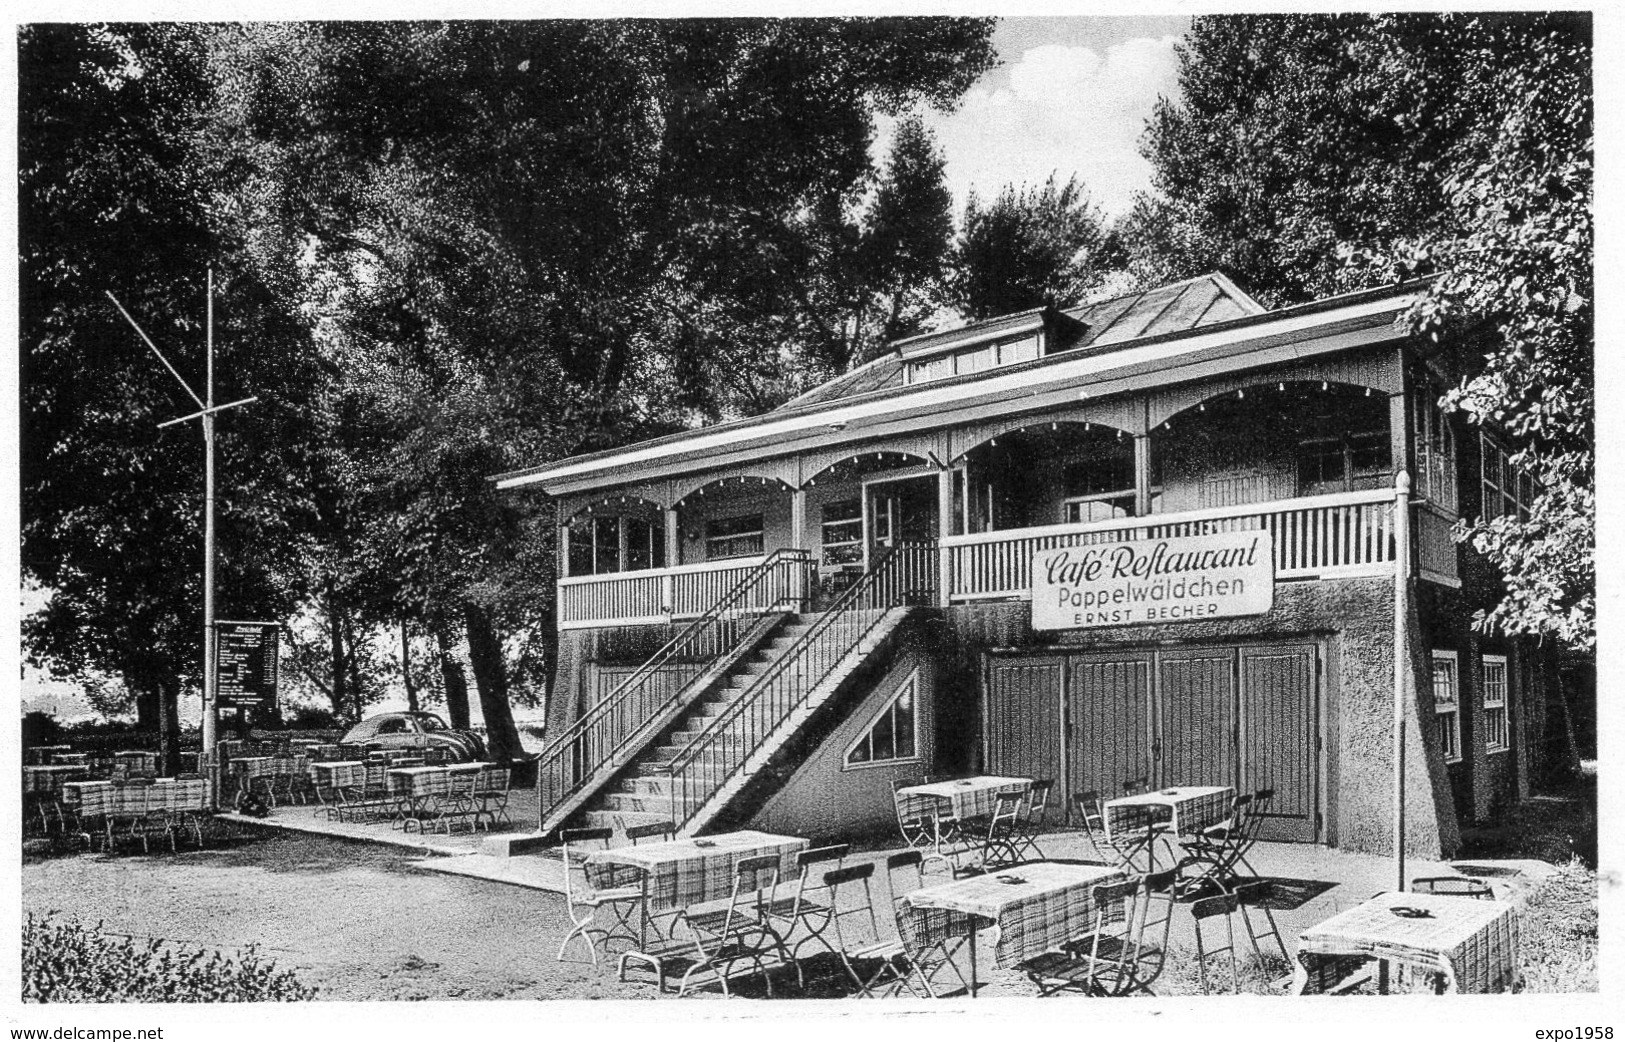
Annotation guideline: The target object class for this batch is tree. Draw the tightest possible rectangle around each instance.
[954,174,1117,321]
[1136,13,1594,646]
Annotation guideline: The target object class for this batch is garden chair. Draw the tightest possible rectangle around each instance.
[1068,791,1119,866]
[625,821,675,845]
[431,767,481,834]
[1010,779,1054,861]
[759,844,849,988]
[822,861,905,997]
[1125,868,1179,994]
[1176,794,1255,895]
[675,853,787,998]
[893,779,951,861]
[557,827,645,967]
[973,790,1026,873]
[473,766,511,831]
[1234,880,1290,963]
[1019,876,1143,997]
[1411,876,1495,901]
[1191,891,1243,994]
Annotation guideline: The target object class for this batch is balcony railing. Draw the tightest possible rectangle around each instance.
[942,488,1396,602]
[557,490,1399,627]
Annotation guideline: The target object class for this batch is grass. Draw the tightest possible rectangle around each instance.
[1515,859,1598,992]
[22,912,317,1002]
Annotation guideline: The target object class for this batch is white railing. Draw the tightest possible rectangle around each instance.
[558,557,781,629]
[942,489,1396,602]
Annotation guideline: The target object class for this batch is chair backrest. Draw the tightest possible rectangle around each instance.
[624,821,675,846]
[1071,791,1104,830]
[784,844,849,917]
[1026,779,1055,819]
[1191,891,1242,995]
[884,850,925,904]
[729,853,783,929]
[480,766,511,792]
[1084,877,1143,978]
[1122,777,1149,797]
[1250,787,1276,814]
[559,827,612,901]
[1411,876,1495,900]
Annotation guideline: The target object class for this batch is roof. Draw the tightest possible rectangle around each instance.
[783,273,1265,409]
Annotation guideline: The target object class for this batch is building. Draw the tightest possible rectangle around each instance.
[496,272,1566,856]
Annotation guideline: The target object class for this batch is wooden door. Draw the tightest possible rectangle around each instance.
[1156,648,1238,790]
[1065,651,1155,805]
[1239,643,1319,842]
[983,656,1064,788]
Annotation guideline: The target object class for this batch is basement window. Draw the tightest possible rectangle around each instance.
[846,672,919,769]
[1432,650,1462,764]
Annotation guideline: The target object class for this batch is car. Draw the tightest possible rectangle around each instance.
[340,712,486,763]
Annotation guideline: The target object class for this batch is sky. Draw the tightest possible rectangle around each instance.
[914,15,1190,220]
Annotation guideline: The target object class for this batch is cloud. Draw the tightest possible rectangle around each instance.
[919,35,1183,220]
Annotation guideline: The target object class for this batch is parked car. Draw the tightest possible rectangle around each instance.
[340,712,485,762]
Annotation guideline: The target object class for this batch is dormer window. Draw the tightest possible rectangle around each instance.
[904,333,1042,385]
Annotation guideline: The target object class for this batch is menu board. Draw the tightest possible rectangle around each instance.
[213,621,280,711]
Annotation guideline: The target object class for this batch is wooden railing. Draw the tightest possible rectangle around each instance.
[558,557,786,630]
[942,489,1396,602]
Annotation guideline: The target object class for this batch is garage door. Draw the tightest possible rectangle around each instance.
[983,641,1321,842]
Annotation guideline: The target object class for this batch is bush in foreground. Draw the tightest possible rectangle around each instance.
[23,913,316,1002]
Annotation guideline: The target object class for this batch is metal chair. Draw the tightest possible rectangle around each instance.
[625,821,675,845]
[676,853,787,998]
[1177,794,1255,895]
[894,779,955,866]
[1126,868,1179,994]
[822,861,905,997]
[1068,791,1119,866]
[1411,876,1495,900]
[1011,779,1054,861]
[1234,879,1290,963]
[760,844,849,988]
[1020,876,1144,997]
[1191,891,1243,994]
[557,827,645,967]
[974,790,1026,873]
[473,766,511,831]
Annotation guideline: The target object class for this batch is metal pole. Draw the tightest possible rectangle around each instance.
[1392,469,1412,892]
[203,268,218,808]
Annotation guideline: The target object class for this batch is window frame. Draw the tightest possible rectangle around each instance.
[1482,653,1510,754]
[819,499,863,567]
[843,671,920,770]
[1480,433,1533,522]
[704,514,765,561]
[1431,650,1462,764]
[1414,384,1459,514]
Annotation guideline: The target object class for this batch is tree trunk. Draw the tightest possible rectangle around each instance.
[157,677,181,776]
[463,602,522,763]
[135,680,160,733]
[326,588,348,722]
[437,627,471,729]
[401,620,419,713]
[343,613,364,721]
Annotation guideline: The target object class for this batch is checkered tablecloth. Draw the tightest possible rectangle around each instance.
[584,830,808,911]
[52,752,92,767]
[1103,786,1234,841]
[387,763,490,796]
[901,861,1126,969]
[23,765,89,795]
[27,746,73,766]
[1295,891,1520,994]
[62,779,207,817]
[234,755,308,779]
[311,761,367,789]
[897,777,1032,822]
[113,750,158,770]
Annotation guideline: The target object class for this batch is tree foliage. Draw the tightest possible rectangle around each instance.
[954,174,1117,321]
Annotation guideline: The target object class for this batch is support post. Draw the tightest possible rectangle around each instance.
[1133,434,1153,517]
[789,488,807,551]
[202,270,217,808]
[662,507,679,614]
[937,466,954,606]
[1393,469,1412,888]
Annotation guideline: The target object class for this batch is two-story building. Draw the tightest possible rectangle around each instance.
[497,272,1561,857]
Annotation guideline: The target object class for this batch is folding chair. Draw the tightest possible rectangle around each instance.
[1011,779,1054,861]
[822,861,907,997]
[1019,876,1144,997]
[473,766,511,831]
[676,853,787,998]
[894,780,956,866]
[1176,794,1254,895]
[1411,876,1495,900]
[1233,879,1290,963]
[971,790,1026,874]
[1069,791,1119,866]
[1126,868,1179,994]
[626,821,675,845]
[1191,891,1243,994]
[557,828,645,967]
[892,900,978,998]
[760,844,849,988]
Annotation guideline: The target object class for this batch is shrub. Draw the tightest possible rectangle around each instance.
[22,913,316,1002]
[21,711,63,748]
[1517,859,1599,992]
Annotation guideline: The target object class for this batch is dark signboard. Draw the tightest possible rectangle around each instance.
[213,621,281,712]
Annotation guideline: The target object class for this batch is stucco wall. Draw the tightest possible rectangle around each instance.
[746,650,936,840]
[940,577,1457,857]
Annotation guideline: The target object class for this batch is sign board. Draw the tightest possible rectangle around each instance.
[1031,530,1274,630]
[213,621,281,712]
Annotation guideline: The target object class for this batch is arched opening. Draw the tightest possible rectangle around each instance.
[1154,381,1392,512]
[955,421,1142,531]
[564,495,666,577]
[803,451,935,589]
[671,475,793,567]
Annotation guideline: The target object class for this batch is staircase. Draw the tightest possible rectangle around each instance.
[536,541,937,840]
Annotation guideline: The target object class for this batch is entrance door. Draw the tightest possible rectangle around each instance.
[1157,649,1238,790]
[1240,644,1319,842]
[984,656,1065,786]
[1065,651,1155,803]
[865,475,938,560]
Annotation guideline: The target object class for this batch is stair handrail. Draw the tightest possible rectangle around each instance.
[664,539,937,830]
[535,547,815,824]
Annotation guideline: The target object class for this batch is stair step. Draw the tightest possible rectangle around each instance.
[600,793,677,815]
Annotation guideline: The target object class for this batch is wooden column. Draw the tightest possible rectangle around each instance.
[937,466,954,606]
[557,522,571,578]
[790,488,807,551]
[662,508,679,613]
[1133,434,1153,516]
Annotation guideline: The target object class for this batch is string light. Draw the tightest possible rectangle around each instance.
[1278,382,1285,392]
[1321,381,1328,391]
[1237,389,1245,400]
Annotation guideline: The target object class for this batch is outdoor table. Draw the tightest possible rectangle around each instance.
[900,860,1125,995]
[899,776,1032,823]
[23,764,90,795]
[310,760,367,813]
[1102,785,1234,842]
[1292,890,1520,995]
[52,752,91,767]
[27,745,72,766]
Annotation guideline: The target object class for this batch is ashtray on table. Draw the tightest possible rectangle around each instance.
[995,875,1027,885]
[693,839,716,848]
[1389,906,1434,919]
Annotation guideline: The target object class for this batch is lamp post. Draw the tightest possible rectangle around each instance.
[108,270,255,807]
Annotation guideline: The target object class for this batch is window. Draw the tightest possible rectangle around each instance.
[1432,651,1462,763]
[1483,654,1510,753]
[904,334,1044,385]
[1481,434,1534,521]
[705,514,764,560]
[906,355,953,384]
[820,500,862,566]
[1414,387,1458,513]
[1297,430,1391,495]
[846,673,919,768]
[1063,450,1136,523]
[566,514,664,576]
